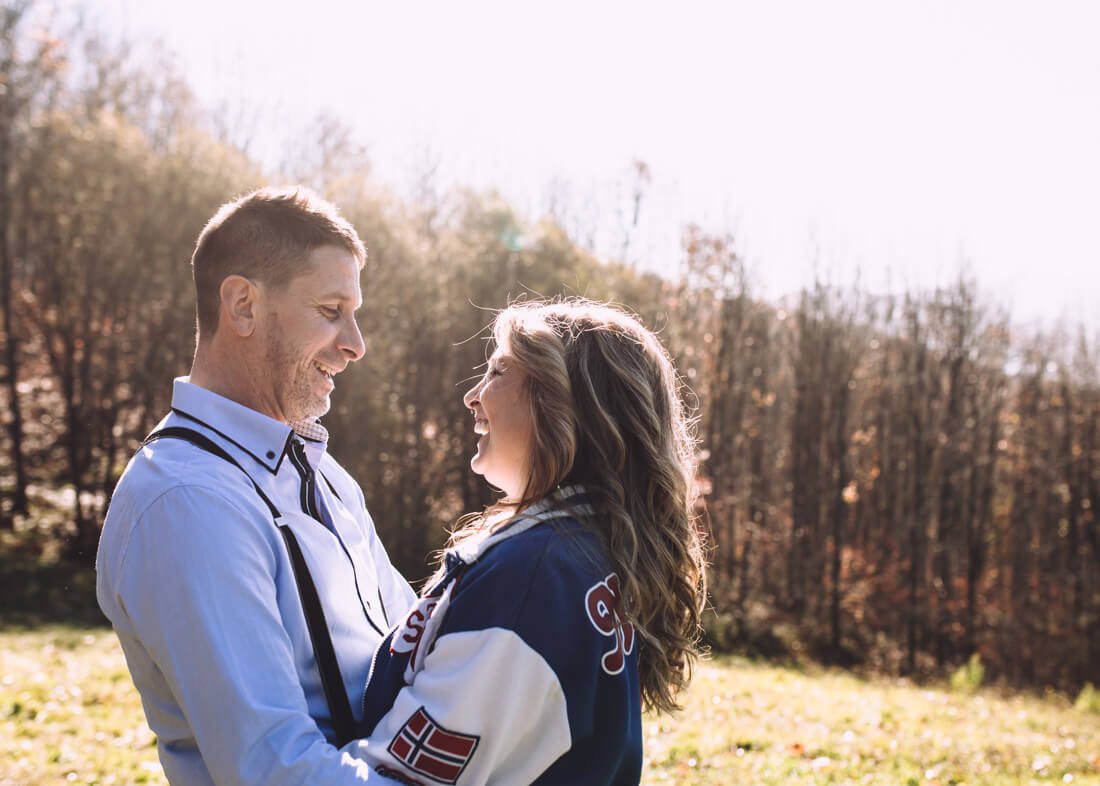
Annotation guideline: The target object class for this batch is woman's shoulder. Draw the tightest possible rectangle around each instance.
[477,513,608,582]
[444,514,615,638]
[451,512,637,691]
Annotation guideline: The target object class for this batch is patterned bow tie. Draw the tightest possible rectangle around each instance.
[290,419,329,443]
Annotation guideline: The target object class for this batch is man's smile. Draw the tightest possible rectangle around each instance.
[313,361,339,383]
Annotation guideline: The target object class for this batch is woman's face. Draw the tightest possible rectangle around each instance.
[462,343,535,500]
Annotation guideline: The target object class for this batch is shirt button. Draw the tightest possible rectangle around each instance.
[266,450,276,460]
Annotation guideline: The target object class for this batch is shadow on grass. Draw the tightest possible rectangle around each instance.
[0,537,108,630]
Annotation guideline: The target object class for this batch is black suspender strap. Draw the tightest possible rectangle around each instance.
[275,525,357,746]
[145,428,280,516]
[142,426,358,747]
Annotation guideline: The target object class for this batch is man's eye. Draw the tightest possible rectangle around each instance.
[319,306,340,319]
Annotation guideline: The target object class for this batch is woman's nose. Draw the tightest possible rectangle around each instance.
[463,381,480,409]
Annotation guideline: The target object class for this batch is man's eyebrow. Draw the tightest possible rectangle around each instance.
[314,289,359,301]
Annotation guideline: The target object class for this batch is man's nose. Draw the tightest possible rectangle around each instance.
[340,317,366,361]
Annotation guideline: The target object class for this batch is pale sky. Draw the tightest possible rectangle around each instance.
[87,0,1100,329]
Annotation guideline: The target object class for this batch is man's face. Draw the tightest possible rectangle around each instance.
[255,245,365,424]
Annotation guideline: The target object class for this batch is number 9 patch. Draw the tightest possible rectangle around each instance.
[584,573,636,675]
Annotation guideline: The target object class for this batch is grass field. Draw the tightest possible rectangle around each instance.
[2,627,1099,785]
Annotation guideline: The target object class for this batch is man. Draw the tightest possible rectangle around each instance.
[97,187,415,784]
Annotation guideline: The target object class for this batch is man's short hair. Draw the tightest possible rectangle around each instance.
[192,186,367,338]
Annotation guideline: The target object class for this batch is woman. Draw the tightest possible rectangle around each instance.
[353,299,707,785]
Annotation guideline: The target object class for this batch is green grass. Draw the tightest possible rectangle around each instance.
[0,628,161,785]
[2,629,1099,785]
[643,659,1100,785]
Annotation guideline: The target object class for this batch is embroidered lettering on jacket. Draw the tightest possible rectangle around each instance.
[391,597,439,663]
[388,706,480,784]
[585,573,636,675]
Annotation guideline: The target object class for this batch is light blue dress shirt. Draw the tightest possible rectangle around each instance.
[97,378,416,785]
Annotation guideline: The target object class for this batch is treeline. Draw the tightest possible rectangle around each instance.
[0,3,1097,691]
[674,232,1099,689]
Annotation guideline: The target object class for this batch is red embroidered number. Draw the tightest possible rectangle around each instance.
[585,573,636,675]
[391,597,439,664]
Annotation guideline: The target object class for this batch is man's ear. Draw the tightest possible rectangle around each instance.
[219,275,260,337]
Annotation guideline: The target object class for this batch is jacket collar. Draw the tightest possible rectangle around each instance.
[451,485,594,565]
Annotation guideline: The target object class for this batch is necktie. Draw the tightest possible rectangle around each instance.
[288,438,335,531]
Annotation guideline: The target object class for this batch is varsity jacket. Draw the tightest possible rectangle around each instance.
[352,488,642,785]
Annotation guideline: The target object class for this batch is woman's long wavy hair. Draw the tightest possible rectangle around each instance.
[445,298,707,713]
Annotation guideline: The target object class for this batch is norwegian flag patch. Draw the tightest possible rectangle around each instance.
[387,707,480,784]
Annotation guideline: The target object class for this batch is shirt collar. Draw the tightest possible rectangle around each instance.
[169,377,329,473]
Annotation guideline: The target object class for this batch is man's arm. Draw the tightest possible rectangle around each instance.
[113,485,387,785]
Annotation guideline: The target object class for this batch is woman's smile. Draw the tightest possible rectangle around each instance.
[462,349,534,498]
